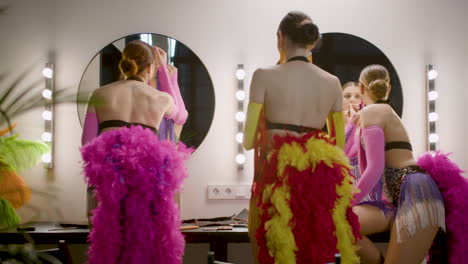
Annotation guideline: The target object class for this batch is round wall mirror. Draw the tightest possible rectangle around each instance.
[77,33,215,149]
[312,32,403,117]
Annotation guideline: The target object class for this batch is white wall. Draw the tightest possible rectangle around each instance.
[1,0,467,222]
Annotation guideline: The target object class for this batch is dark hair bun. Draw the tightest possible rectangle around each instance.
[368,79,388,100]
[279,11,320,46]
[119,57,138,77]
[297,22,319,44]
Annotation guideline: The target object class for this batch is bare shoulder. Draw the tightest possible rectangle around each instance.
[253,66,277,80]
[100,80,126,90]
[360,104,391,116]
[310,64,339,82]
[360,104,392,127]
[159,90,172,101]
[153,90,173,104]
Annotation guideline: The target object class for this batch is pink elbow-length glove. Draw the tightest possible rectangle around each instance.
[81,113,98,146]
[353,126,386,205]
[157,65,188,125]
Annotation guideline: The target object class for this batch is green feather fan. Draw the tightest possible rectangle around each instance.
[0,135,50,172]
[0,196,21,227]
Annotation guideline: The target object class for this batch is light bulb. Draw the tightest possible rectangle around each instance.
[42,67,53,79]
[41,132,52,142]
[236,132,244,143]
[429,133,439,143]
[42,110,52,120]
[428,112,438,122]
[428,91,438,101]
[42,89,52,99]
[427,69,438,80]
[235,111,245,122]
[236,69,246,80]
[235,90,246,101]
[235,153,246,165]
[42,153,52,163]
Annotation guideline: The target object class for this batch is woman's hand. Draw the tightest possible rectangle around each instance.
[346,104,360,125]
[167,64,178,77]
[153,46,168,69]
[344,104,360,125]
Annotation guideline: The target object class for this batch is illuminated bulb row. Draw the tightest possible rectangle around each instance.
[427,67,439,145]
[42,64,54,165]
[236,66,246,165]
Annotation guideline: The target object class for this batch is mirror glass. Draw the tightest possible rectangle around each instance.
[77,33,215,149]
[312,32,403,117]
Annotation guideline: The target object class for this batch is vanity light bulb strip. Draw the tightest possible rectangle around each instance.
[426,65,438,151]
[42,63,55,168]
[236,64,246,168]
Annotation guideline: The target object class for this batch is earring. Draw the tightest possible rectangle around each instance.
[279,50,286,64]
[307,53,313,63]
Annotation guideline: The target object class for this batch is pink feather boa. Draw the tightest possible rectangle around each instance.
[81,126,191,264]
[417,151,468,264]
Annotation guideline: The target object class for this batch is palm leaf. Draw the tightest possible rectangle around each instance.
[0,62,39,108]
[4,78,44,113]
[8,88,96,122]
[0,136,49,171]
[0,62,96,129]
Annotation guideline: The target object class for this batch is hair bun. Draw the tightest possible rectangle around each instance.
[119,57,138,77]
[368,79,388,100]
[299,22,319,44]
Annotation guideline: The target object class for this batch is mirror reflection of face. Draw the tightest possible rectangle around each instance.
[342,85,361,109]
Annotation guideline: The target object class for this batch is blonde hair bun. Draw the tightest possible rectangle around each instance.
[368,79,388,100]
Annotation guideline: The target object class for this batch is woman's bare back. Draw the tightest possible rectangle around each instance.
[360,104,416,168]
[92,80,173,132]
[261,62,342,127]
[250,61,342,143]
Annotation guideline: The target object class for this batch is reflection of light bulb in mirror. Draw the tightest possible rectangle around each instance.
[427,69,438,80]
[235,90,246,101]
[42,67,53,78]
[235,111,245,122]
[236,69,246,80]
[42,153,52,163]
[42,89,52,99]
[428,91,438,101]
[428,112,438,122]
[41,132,52,142]
[235,153,246,165]
[429,133,439,143]
[42,110,52,120]
[236,132,244,143]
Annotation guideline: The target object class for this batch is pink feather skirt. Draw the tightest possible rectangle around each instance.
[81,126,191,264]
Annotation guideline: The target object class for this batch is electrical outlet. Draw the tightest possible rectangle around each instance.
[223,186,235,199]
[208,185,252,200]
[207,185,223,199]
